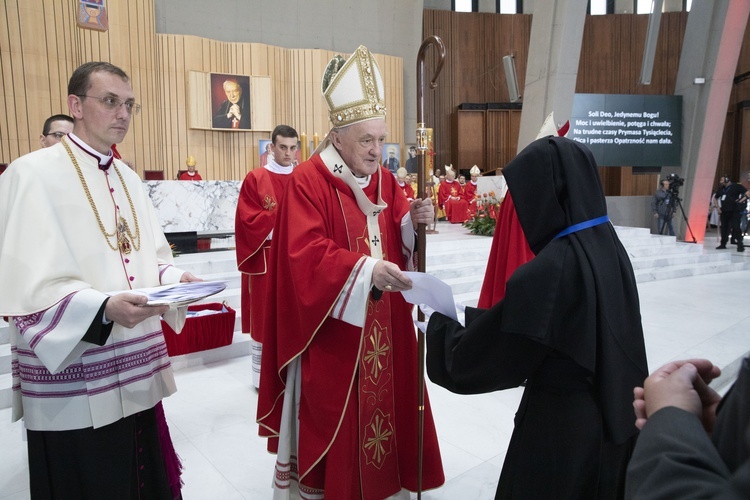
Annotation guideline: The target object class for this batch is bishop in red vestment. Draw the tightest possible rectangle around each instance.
[464,166,480,216]
[439,170,469,224]
[256,45,444,499]
[396,167,415,201]
[235,125,299,389]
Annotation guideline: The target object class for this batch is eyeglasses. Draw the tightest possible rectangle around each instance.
[44,132,67,140]
[76,95,142,115]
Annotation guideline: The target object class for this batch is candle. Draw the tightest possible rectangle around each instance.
[300,133,308,160]
[313,133,320,150]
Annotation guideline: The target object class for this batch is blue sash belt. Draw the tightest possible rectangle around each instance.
[554,215,610,240]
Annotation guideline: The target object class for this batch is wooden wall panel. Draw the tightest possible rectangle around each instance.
[487,109,521,171]
[1,0,404,181]
[453,110,486,169]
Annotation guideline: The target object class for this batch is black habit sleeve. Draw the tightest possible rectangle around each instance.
[426,304,549,395]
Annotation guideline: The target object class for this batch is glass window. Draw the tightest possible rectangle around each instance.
[590,0,607,15]
[455,0,473,12]
[499,0,517,14]
[637,0,655,14]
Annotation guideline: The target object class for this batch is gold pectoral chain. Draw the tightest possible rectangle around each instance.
[62,138,141,253]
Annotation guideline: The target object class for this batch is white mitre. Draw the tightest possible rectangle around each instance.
[322,45,386,127]
[536,112,571,139]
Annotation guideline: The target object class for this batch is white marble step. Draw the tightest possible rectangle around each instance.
[0,371,10,410]
[629,251,730,270]
[635,260,750,282]
[172,250,238,275]
[0,344,9,375]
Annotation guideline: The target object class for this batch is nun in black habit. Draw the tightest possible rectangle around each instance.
[426,136,649,499]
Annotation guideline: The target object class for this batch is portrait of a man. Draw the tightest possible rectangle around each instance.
[211,74,251,130]
[405,144,418,174]
[382,143,400,175]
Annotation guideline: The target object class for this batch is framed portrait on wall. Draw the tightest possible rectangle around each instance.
[382,143,400,175]
[259,139,272,166]
[404,144,418,174]
[259,139,304,167]
[210,73,251,130]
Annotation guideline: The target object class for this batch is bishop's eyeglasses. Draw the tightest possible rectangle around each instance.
[76,95,142,115]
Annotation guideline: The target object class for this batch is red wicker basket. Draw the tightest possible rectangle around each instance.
[160,303,235,356]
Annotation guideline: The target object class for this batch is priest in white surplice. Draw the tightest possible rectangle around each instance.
[0,62,198,499]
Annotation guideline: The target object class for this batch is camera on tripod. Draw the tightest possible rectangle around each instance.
[666,173,684,196]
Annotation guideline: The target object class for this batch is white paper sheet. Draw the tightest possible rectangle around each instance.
[114,280,228,307]
[400,271,458,321]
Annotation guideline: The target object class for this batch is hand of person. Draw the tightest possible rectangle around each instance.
[180,271,203,283]
[372,260,412,293]
[653,213,659,218]
[105,293,169,329]
[229,104,241,119]
[410,197,435,229]
[634,359,721,431]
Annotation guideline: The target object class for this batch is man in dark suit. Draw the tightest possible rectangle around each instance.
[212,79,250,129]
[626,357,750,498]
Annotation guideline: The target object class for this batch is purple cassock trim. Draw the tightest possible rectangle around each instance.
[14,329,171,399]
[15,295,73,350]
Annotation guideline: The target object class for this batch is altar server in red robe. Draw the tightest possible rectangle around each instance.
[235,124,299,389]
[257,45,444,499]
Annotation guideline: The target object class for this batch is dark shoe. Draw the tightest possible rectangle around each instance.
[739,246,745,252]
[716,245,727,249]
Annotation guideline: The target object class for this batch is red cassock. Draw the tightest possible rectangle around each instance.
[234,167,291,341]
[477,192,535,307]
[257,153,444,498]
[463,181,478,216]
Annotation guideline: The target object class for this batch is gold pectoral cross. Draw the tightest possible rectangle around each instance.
[117,216,133,254]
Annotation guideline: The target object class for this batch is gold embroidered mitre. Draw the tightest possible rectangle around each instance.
[322,45,387,127]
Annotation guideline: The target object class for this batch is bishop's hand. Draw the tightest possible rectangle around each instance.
[410,197,435,229]
[372,260,412,293]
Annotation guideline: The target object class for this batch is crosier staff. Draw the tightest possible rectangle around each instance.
[416,34,445,499]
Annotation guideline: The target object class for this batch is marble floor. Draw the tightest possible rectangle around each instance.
[3,228,750,499]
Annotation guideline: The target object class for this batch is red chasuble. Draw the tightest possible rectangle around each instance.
[477,192,535,307]
[442,181,470,224]
[235,167,290,341]
[257,153,444,497]
[437,178,453,210]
